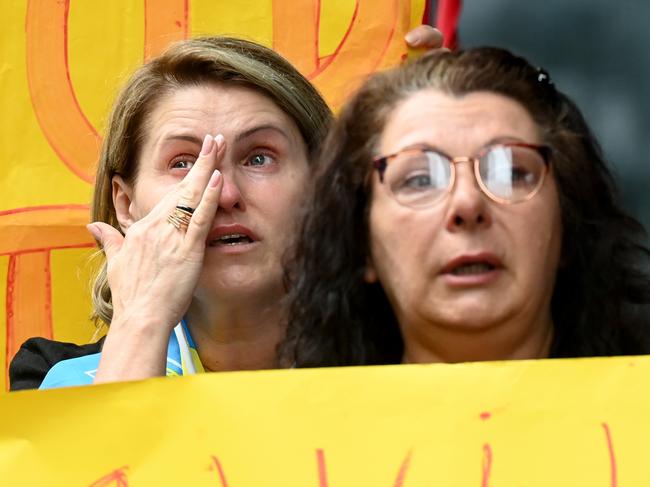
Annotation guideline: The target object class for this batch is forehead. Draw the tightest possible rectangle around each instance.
[143,83,303,144]
[379,89,540,155]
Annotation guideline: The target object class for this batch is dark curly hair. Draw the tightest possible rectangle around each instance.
[282,47,650,367]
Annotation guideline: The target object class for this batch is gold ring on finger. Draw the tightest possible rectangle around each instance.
[167,205,194,231]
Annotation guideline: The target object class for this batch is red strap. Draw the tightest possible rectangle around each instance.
[422,0,432,24]
[435,0,463,50]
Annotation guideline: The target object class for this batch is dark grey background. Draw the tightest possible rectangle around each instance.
[433,0,650,232]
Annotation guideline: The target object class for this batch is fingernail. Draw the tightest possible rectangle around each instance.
[404,31,421,46]
[208,169,222,188]
[86,223,102,242]
[214,134,225,150]
[200,134,214,156]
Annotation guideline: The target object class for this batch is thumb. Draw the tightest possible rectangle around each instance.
[404,25,443,49]
[87,222,124,261]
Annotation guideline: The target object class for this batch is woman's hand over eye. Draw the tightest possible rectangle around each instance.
[88,134,225,382]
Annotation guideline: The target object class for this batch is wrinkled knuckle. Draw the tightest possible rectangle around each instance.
[177,186,201,206]
[125,221,148,242]
[189,212,208,228]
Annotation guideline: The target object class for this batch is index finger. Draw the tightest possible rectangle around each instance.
[147,134,224,222]
[174,134,225,210]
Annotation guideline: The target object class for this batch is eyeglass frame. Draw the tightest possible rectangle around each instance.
[371,142,553,206]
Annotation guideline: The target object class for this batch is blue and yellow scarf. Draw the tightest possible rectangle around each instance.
[40,319,203,389]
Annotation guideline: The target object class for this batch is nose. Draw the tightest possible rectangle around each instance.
[445,162,491,232]
[216,171,244,212]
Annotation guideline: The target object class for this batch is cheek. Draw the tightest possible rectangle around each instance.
[283,174,309,210]
[538,183,563,258]
[543,201,563,277]
[286,162,310,198]
[255,170,309,236]
[368,209,443,317]
[514,189,563,283]
[368,196,428,287]
[131,179,174,220]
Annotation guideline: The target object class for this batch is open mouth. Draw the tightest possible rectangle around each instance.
[449,262,496,275]
[209,234,254,246]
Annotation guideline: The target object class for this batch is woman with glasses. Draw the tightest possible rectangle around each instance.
[283,47,650,366]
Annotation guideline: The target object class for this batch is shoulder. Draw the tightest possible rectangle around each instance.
[9,337,104,391]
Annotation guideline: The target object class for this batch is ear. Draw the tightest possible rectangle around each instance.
[112,174,135,233]
[364,254,378,283]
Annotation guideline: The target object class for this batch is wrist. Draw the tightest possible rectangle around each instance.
[108,311,178,336]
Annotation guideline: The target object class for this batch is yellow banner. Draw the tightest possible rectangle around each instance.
[2,355,648,485]
[0,0,425,390]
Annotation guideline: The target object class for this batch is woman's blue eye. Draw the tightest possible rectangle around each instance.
[246,154,274,167]
[402,173,432,189]
[171,158,196,170]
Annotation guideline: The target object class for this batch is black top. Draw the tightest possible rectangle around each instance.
[9,337,104,391]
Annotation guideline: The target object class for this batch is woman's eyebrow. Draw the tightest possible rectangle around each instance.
[235,124,291,143]
[396,142,448,155]
[158,126,293,147]
[484,135,527,146]
[400,142,437,151]
[394,136,532,157]
[161,134,203,145]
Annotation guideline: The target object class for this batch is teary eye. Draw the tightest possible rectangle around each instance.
[245,153,275,167]
[170,155,196,170]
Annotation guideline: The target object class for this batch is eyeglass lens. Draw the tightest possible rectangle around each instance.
[385,145,545,207]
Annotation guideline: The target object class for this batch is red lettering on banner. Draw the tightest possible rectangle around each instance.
[480,411,492,486]
[316,448,329,487]
[76,433,623,485]
[315,448,413,486]
[602,422,617,487]
[208,455,229,487]
[87,466,129,487]
[481,444,492,487]
[393,450,412,487]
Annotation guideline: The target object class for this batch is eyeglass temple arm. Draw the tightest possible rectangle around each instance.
[373,157,387,182]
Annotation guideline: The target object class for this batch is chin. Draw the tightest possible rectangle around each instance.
[426,305,509,332]
[199,269,283,301]
[441,317,502,332]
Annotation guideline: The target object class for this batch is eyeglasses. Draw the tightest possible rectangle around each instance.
[372,143,552,208]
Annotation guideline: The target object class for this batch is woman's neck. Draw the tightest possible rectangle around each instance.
[186,291,286,372]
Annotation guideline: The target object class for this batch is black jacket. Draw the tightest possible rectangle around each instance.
[9,337,104,391]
